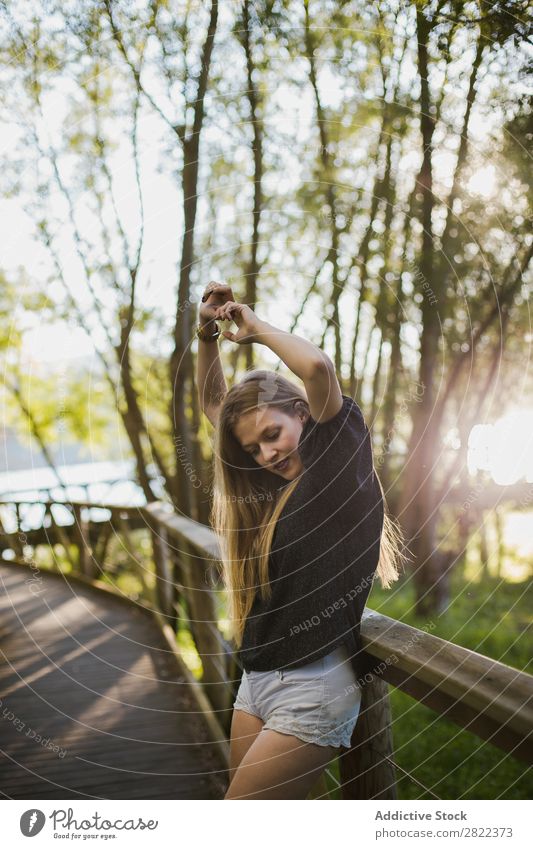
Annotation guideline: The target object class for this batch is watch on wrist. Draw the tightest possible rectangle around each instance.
[196,323,221,343]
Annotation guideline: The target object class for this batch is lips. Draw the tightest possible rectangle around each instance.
[273,458,289,471]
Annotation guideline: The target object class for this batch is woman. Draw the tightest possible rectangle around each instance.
[196,281,404,800]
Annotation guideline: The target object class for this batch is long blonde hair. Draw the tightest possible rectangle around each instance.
[210,369,405,648]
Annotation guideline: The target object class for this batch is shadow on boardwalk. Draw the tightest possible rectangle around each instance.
[0,561,228,799]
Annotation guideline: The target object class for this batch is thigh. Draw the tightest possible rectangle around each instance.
[229,709,265,784]
[225,728,336,800]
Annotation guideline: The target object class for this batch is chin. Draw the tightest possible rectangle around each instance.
[283,462,303,480]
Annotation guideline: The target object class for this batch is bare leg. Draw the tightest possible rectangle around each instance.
[225,728,336,800]
[228,709,265,784]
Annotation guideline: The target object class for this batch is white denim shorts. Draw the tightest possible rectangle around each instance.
[232,643,362,748]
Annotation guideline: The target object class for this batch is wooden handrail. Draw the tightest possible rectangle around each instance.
[362,610,533,762]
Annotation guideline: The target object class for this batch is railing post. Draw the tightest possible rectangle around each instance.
[48,504,77,570]
[73,504,94,578]
[150,524,175,621]
[340,675,397,799]
[94,522,112,571]
[180,542,230,720]
[14,504,24,555]
[0,503,24,558]
[110,508,159,608]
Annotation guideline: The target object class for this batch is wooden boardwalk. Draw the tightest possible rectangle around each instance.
[0,561,228,799]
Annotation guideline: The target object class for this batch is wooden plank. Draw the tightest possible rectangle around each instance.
[0,561,228,799]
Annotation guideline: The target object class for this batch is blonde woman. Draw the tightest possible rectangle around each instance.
[197,281,403,800]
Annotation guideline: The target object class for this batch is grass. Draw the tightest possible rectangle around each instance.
[355,566,533,800]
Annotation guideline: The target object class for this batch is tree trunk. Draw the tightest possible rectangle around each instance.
[398,9,440,617]
[241,0,264,374]
[170,0,219,521]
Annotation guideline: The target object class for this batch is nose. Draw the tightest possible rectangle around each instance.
[263,445,278,464]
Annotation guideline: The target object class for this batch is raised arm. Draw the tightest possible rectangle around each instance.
[254,321,343,424]
[212,299,343,424]
[196,282,232,426]
[197,336,227,427]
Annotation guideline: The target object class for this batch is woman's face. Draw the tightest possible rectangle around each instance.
[233,405,307,479]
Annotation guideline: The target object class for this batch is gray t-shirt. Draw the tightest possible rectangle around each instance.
[238,393,384,679]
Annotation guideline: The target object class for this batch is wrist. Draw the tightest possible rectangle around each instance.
[253,318,273,344]
[199,317,218,330]
[197,322,220,343]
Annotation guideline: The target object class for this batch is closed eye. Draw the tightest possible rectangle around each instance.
[248,430,280,456]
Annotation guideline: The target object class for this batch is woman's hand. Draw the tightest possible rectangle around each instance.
[199,281,236,333]
[214,301,264,345]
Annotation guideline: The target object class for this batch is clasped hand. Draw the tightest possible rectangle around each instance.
[214,301,264,345]
[200,282,264,345]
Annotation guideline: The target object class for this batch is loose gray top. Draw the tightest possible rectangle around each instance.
[238,394,385,680]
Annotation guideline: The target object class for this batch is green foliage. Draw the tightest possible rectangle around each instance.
[2,367,115,453]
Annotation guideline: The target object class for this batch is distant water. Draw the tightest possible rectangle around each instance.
[0,460,148,505]
[0,460,163,533]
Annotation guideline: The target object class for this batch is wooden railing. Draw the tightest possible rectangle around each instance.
[1,498,532,800]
